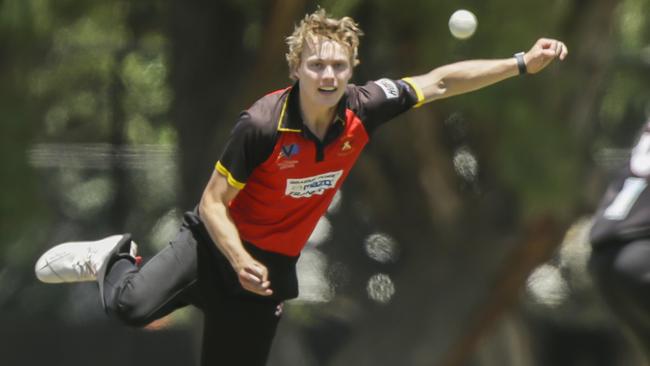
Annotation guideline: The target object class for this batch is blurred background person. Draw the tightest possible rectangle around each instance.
[589,117,650,363]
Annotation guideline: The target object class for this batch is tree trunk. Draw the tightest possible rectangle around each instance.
[169,0,249,208]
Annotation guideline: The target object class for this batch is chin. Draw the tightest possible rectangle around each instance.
[315,92,344,106]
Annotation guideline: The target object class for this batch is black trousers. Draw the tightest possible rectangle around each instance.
[589,239,650,357]
[102,210,299,366]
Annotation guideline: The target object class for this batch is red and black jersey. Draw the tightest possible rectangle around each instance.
[215,78,424,256]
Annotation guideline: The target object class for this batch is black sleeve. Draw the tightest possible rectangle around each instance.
[216,112,276,189]
[590,123,650,246]
[590,166,650,246]
[351,78,424,135]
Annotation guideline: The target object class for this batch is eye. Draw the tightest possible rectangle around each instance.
[310,61,324,70]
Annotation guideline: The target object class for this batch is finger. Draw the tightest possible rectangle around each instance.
[250,262,269,281]
[244,267,264,283]
[537,38,554,49]
[243,272,262,284]
[243,282,274,296]
[240,272,271,290]
[560,42,569,60]
[259,288,273,296]
[541,49,557,58]
[253,281,273,295]
[246,265,263,278]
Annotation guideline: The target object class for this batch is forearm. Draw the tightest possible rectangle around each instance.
[411,58,519,102]
[198,171,272,294]
[199,198,251,269]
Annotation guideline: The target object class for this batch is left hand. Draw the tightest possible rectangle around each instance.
[524,38,568,74]
[235,256,273,296]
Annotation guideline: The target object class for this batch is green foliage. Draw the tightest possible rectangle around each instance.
[495,102,582,218]
[0,0,175,319]
[616,0,649,51]
[319,0,364,17]
[25,4,173,143]
[596,0,650,147]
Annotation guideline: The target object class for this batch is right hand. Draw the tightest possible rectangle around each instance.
[524,38,568,74]
[235,257,273,296]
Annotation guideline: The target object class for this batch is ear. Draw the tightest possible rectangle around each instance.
[290,66,300,81]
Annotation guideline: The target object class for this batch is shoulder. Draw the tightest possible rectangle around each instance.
[234,88,290,136]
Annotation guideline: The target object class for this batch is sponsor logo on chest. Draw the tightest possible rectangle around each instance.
[285,170,343,198]
[276,143,300,170]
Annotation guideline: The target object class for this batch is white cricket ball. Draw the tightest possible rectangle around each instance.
[448,9,477,40]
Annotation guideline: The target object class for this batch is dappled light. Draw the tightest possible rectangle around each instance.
[363,233,399,264]
[526,264,569,308]
[306,217,332,248]
[296,249,334,303]
[366,273,395,304]
[452,146,478,183]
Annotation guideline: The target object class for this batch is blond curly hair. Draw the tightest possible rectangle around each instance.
[285,8,363,79]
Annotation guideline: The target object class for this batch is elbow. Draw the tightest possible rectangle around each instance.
[420,69,450,100]
[199,190,217,217]
[199,189,231,218]
[199,172,239,216]
[423,79,448,102]
[198,196,209,219]
[436,80,449,97]
[198,195,208,213]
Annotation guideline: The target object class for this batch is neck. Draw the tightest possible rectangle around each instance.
[299,92,337,140]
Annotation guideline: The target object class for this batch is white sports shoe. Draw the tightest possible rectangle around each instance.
[35,234,138,283]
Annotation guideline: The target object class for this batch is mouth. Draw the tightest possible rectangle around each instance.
[318,86,337,94]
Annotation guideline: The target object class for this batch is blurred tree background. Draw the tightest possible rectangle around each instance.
[1,0,649,365]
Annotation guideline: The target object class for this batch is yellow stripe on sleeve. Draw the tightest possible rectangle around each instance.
[215,161,246,190]
[401,77,426,108]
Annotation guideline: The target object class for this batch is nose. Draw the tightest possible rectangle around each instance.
[322,65,335,79]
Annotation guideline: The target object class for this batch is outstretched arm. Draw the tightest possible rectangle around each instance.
[407,38,568,104]
[199,170,273,296]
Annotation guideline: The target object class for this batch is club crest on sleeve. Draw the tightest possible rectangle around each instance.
[374,78,399,99]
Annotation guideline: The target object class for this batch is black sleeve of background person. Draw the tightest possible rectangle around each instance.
[351,78,420,135]
[590,165,650,246]
[218,112,276,184]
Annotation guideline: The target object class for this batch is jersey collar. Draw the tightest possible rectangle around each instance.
[277,82,347,133]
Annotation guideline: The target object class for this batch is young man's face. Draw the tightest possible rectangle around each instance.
[293,38,353,110]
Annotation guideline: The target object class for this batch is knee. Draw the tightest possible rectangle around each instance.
[107,289,155,328]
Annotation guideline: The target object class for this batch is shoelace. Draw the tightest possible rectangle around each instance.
[72,247,100,279]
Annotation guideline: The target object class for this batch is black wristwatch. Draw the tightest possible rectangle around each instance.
[514,52,527,75]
